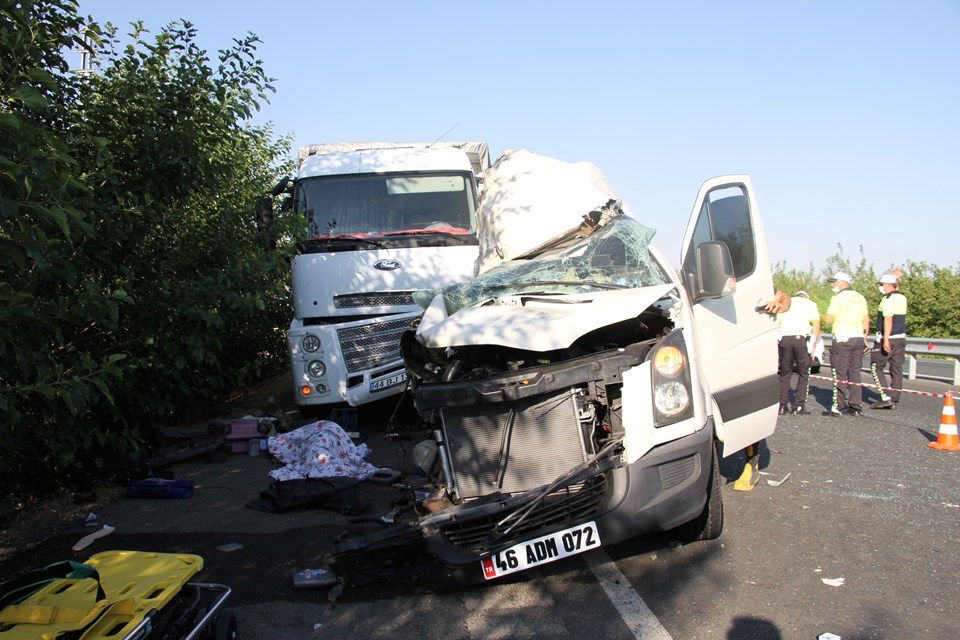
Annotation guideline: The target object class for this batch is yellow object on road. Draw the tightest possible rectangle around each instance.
[0,551,203,640]
[733,443,760,491]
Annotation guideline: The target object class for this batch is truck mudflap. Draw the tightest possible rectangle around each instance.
[323,421,714,588]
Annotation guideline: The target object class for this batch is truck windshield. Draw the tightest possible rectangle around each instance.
[294,172,477,237]
[416,213,671,313]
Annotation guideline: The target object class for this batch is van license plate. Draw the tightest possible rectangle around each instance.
[369,372,406,393]
[480,521,601,580]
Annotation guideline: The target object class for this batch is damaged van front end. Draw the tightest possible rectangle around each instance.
[324,151,779,587]
[400,202,721,582]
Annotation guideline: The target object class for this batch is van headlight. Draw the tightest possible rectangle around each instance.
[650,330,693,426]
[655,380,690,417]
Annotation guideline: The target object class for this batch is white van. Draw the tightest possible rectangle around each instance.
[327,150,780,585]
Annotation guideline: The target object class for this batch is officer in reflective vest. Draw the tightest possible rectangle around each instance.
[821,272,870,417]
[870,272,907,409]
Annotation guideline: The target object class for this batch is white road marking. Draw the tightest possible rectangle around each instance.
[586,548,674,640]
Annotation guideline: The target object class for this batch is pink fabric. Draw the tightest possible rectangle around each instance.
[267,421,377,481]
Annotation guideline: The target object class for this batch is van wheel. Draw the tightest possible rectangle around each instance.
[673,444,724,542]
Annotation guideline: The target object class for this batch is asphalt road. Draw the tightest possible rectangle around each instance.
[2,374,958,640]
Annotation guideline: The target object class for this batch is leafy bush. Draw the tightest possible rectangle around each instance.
[774,245,960,339]
[1,1,298,517]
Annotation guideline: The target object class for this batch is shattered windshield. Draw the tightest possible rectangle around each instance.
[415,213,670,313]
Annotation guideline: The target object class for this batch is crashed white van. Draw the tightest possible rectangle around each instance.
[331,150,780,585]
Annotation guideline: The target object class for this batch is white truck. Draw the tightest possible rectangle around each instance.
[268,141,490,415]
[325,150,781,586]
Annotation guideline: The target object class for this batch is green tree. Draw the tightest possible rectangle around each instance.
[76,19,297,419]
[774,246,960,339]
[897,262,960,339]
[1,1,297,518]
[1,0,129,513]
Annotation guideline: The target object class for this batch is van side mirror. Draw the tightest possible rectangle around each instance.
[692,241,736,301]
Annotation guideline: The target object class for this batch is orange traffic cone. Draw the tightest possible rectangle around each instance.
[929,392,960,451]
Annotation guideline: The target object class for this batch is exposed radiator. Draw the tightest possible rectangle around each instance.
[440,388,588,500]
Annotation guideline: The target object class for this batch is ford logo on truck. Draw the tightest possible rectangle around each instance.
[373,259,402,271]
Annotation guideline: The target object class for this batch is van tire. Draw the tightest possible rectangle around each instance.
[673,443,724,542]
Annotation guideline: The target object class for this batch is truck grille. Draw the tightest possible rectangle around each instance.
[334,292,415,308]
[438,476,607,552]
[336,317,413,373]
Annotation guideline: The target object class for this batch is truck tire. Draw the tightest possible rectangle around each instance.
[673,443,724,542]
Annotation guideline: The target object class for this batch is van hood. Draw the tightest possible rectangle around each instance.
[416,284,675,351]
[414,205,675,351]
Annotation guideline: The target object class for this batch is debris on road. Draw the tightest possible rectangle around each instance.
[71,524,115,551]
[765,472,792,487]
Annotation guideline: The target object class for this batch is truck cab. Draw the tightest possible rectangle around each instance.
[279,142,489,414]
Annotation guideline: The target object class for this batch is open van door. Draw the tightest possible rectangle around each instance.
[680,175,779,456]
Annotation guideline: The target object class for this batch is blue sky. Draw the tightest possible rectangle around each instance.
[77,0,959,272]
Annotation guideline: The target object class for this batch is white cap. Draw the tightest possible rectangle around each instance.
[827,271,852,283]
[794,290,810,299]
[878,274,898,284]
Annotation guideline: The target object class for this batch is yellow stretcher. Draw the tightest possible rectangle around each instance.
[0,550,234,640]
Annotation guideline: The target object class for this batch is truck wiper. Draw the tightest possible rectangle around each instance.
[482,279,628,292]
[304,235,384,248]
[381,228,471,237]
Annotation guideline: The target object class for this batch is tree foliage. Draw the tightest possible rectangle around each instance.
[773,244,960,339]
[1,0,297,517]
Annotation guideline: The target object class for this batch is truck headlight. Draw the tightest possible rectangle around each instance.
[302,335,321,353]
[307,360,326,378]
[650,330,693,426]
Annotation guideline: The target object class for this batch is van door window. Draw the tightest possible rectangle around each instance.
[682,185,756,279]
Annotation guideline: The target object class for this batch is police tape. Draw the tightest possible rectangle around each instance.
[809,374,954,399]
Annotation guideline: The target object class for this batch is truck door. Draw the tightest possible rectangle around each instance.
[680,175,779,456]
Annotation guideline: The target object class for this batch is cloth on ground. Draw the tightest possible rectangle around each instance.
[267,420,377,482]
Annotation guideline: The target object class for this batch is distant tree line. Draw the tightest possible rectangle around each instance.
[773,245,960,339]
[1,1,300,520]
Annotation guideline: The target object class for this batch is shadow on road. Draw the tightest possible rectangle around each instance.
[727,615,782,639]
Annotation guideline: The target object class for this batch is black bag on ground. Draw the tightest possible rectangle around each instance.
[247,477,371,515]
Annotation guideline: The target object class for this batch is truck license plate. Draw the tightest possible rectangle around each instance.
[369,371,406,393]
[480,521,601,580]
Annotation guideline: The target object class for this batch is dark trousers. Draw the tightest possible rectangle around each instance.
[778,335,811,406]
[830,337,865,410]
[870,337,906,402]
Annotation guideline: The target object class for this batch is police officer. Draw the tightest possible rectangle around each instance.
[870,272,907,409]
[821,272,870,417]
[777,291,821,415]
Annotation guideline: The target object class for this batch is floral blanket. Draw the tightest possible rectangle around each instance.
[266,421,377,481]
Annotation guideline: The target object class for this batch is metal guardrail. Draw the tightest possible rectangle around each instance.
[821,335,960,385]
